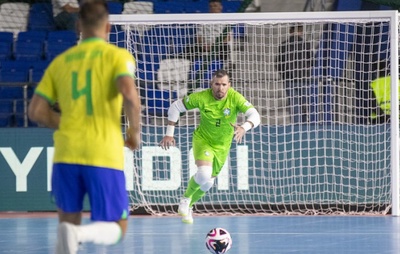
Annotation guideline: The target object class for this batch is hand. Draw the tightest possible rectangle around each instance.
[230,123,246,143]
[159,136,176,150]
[125,127,140,150]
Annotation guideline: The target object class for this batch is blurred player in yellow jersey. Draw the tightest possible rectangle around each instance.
[28,0,141,253]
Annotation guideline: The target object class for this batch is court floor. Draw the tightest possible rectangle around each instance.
[1,213,400,254]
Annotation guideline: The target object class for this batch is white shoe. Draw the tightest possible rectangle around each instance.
[178,197,191,216]
[182,207,193,224]
[56,222,79,254]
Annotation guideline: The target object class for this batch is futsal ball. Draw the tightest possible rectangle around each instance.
[205,227,232,254]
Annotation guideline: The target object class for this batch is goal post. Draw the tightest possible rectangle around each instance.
[109,11,400,216]
[390,11,399,216]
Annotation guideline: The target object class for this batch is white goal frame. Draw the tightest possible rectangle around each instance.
[110,10,400,216]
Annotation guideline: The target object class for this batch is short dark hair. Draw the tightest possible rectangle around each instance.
[209,0,222,3]
[79,0,109,28]
[212,69,230,79]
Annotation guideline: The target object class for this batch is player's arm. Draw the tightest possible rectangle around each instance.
[62,3,79,13]
[117,76,141,151]
[59,0,79,13]
[159,99,187,150]
[28,94,60,129]
[242,107,261,130]
[232,107,261,143]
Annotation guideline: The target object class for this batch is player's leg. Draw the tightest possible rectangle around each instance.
[58,211,82,225]
[178,136,213,217]
[188,147,228,207]
[180,162,213,224]
[52,163,86,254]
[188,171,214,207]
[75,166,129,245]
[183,163,213,200]
[54,165,129,253]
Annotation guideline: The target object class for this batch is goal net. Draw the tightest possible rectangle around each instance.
[109,11,399,215]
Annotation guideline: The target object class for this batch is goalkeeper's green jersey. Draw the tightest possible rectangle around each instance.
[183,87,254,148]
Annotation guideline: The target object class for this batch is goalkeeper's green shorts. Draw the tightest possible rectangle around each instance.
[192,134,231,176]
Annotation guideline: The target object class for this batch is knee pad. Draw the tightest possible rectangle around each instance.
[193,166,212,186]
[200,177,215,192]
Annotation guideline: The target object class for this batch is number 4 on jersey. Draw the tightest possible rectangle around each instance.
[72,70,93,115]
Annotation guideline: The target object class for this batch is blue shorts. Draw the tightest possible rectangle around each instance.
[52,163,129,222]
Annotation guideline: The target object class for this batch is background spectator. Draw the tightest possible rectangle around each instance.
[52,0,80,31]
[276,24,313,123]
[185,0,230,62]
[370,60,398,124]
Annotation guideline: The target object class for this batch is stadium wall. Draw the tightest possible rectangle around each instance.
[0,126,390,211]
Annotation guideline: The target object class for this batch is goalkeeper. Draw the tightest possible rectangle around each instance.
[159,69,260,224]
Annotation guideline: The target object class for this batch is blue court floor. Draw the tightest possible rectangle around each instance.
[1,213,400,254]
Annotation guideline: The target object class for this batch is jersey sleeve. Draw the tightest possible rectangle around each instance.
[34,61,57,105]
[113,48,136,80]
[235,91,254,113]
[182,91,203,110]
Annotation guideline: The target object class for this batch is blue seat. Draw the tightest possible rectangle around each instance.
[30,60,50,83]
[129,30,142,60]
[154,2,179,13]
[0,99,13,127]
[46,41,75,60]
[207,60,224,78]
[182,2,208,13]
[45,31,77,60]
[107,1,123,14]
[14,31,46,61]
[232,24,245,39]
[137,61,158,81]
[14,40,43,61]
[0,61,32,83]
[145,88,177,116]
[0,31,13,43]
[142,29,171,59]
[190,59,223,84]
[28,3,55,31]
[47,30,77,43]
[170,26,195,55]
[191,60,206,81]
[17,31,47,42]
[312,23,355,78]
[109,25,126,48]
[335,0,362,10]
[0,85,24,100]
[0,32,14,60]
[380,4,393,10]
[222,0,242,12]
[15,99,37,127]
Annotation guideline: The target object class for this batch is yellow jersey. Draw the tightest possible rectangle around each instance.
[35,38,136,170]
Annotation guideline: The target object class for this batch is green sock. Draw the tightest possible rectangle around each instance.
[183,177,200,199]
[190,189,206,207]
